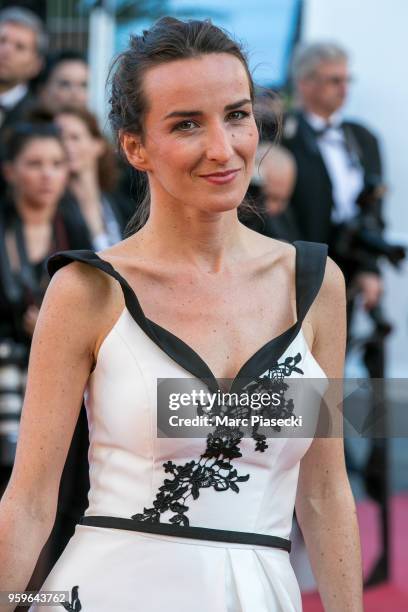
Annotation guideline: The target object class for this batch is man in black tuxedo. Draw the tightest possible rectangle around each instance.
[283,46,393,586]
[0,6,46,200]
[282,42,384,313]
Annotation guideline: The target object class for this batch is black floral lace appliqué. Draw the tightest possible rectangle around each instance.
[132,353,304,527]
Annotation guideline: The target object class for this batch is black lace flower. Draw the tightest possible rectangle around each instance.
[61,586,81,611]
[132,353,303,526]
[163,460,176,474]
[203,429,243,460]
[253,434,268,453]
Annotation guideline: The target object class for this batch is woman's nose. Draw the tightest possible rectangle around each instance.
[205,123,234,163]
[41,166,55,179]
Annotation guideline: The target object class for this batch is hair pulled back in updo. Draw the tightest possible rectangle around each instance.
[108,17,257,234]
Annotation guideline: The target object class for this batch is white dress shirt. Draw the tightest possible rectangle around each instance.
[0,83,28,126]
[305,111,364,224]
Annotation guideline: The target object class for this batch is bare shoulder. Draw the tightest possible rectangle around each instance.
[41,259,124,361]
[46,259,117,316]
[252,239,347,376]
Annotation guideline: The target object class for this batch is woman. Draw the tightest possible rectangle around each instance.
[0,122,92,583]
[36,50,89,113]
[0,19,363,612]
[0,123,68,490]
[54,106,133,249]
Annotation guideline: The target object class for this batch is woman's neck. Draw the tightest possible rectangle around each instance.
[15,198,55,225]
[135,198,252,274]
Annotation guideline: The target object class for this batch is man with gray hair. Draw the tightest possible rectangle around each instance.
[282,41,385,313]
[291,42,349,120]
[0,6,47,131]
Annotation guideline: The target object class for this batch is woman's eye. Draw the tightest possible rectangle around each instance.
[57,80,71,89]
[227,110,250,121]
[174,120,198,131]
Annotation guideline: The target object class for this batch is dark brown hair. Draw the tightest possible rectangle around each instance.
[108,17,258,234]
[2,122,63,163]
[57,106,119,193]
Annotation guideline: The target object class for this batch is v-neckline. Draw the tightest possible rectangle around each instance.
[91,243,303,394]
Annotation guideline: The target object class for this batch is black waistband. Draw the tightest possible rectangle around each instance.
[79,515,291,553]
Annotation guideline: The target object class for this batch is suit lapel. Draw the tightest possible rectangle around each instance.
[341,122,366,175]
[297,112,334,195]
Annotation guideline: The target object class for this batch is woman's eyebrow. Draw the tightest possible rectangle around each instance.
[224,98,252,111]
[163,98,252,120]
[164,109,203,120]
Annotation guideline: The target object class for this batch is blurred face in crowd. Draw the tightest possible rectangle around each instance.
[0,21,41,88]
[122,53,258,215]
[3,137,68,211]
[262,157,296,216]
[56,112,104,177]
[41,61,89,111]
[298,60,351,118]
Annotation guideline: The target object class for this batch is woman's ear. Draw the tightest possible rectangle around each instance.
[120,131,151,172]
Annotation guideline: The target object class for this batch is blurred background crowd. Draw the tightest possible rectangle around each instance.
[0,1,407,610]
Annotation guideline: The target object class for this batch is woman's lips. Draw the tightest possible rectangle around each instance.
[199,168,240,185]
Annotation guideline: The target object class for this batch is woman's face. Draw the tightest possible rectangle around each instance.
[5,138,68,211]
[128,53,259,215]
[56,113,103,176]
[42,60,89,111]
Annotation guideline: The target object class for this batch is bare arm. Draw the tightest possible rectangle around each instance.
[295,258,363,611]
[0,262,112,609]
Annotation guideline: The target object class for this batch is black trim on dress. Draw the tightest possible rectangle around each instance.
[47,240,328,393]
[79,515,292,552]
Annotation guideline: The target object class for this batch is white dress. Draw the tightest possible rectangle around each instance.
[31,240,328,612]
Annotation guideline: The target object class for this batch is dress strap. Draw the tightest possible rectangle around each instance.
[294,240,328,324]
[46,249,222,389]
[48,249,125,286]
[46,249,154,341]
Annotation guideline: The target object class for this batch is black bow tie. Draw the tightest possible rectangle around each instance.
[308,121,343,138]
[306,119,361,169]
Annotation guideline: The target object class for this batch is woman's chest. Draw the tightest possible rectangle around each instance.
[128,280,297,381]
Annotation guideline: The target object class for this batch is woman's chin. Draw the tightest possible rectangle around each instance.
[196,199,241,215]
[197,190,246,214]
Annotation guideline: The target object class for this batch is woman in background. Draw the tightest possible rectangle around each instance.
[55,106,133,247]
[0,123,69,493]
[0,122,92,587]
[36,50,89,113]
